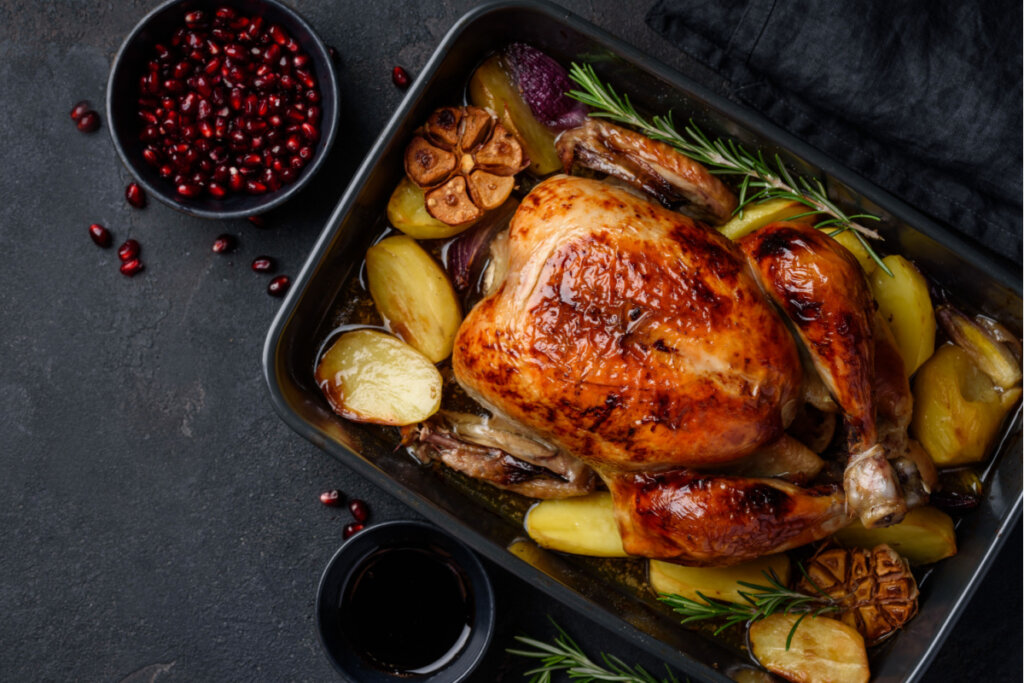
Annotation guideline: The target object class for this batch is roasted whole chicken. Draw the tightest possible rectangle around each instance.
[405,119,932,567]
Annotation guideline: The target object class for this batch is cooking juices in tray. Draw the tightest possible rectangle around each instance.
[309,39,1022,683]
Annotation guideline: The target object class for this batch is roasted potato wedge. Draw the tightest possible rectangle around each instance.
[387,177,477,239]
[833,505,956,565]
[366,235,462,363]
[718,198,810,240]
[469,55,561,175]
[524,492,627,557]
[912,343,1021,466]
[869,255,936,375]
[649,554,790,604]
[315,330,442,426]
[749,614,869,683]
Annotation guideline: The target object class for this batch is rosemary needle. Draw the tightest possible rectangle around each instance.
[566,62,893,277]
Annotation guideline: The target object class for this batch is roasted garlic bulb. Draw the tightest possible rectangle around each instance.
[403,105,528,225]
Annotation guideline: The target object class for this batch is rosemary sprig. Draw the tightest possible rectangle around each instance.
[566,62,892,277]
[657,568,840,649]
[508,618,683,683]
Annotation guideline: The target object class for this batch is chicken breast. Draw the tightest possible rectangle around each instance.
[453,175,802,471]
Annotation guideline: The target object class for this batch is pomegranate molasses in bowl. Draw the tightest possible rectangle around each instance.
[265,2,1021,682]
[315,520,495,682]
[106,0,340,219]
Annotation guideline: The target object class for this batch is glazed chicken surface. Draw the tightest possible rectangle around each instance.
[449,175,922,566]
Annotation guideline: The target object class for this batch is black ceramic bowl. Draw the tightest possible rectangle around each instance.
[106,0,340,219]
[315,521,495,682]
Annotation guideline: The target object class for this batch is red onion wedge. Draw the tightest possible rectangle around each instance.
[505,43,588,131]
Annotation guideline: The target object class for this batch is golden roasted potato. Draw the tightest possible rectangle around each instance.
[818,227,877,276]
[366,235,462,363]
[524,492,627,557]
[649,554,790,604]
[315,330,442,426]
[869,255,936,376]
[912,344,1021,467]
[469,55,561,175]
[749,614,869,683]
[833,506,956,565]
[386,177,477,239]
[718,198,810,240]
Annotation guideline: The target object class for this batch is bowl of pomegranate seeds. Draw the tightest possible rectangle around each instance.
[106,0,339,218]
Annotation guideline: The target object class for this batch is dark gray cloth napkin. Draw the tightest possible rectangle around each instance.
[646,0,1023,266]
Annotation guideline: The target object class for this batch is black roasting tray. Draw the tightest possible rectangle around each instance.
[262,2,1023,680]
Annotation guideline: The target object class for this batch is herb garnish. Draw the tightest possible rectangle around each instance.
[509,618,683,683]
[566,62,892,277]
[657,567,840,649]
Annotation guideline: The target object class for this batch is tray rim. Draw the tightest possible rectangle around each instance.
[262,1,1023,680]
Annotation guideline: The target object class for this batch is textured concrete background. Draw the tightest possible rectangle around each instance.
[0,0,1018,681]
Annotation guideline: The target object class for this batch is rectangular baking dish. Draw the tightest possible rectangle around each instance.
[262,2,1023,680]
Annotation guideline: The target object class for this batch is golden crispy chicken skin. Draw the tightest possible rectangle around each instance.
[453,176,803,471]
[740,223,908,527]
[607,470,847,566]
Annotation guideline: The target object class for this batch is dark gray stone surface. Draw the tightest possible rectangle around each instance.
[0,1,1018,681]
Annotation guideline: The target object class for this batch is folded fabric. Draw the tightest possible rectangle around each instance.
[646,0,1022,265]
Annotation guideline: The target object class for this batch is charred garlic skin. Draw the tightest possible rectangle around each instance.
[403,105,528,225]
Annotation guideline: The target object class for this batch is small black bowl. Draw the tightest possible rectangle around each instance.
[106,0,340,219]
[315,520,495,682]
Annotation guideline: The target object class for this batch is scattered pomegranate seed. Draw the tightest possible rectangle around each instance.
[319,489,345,507]
[251,256,275,273]
[327,45,338,63]
[246,214,267,228]
[118,239,140,262]
[267,274,290,297]
[120,258,145,277]
[70,101,91,121]
[76,111,100,133]
[88,223,112,247]
[348,499,369,523]
[211,233,236,253]
[343,522,364,540]
[391,65,410,88]
[125,182,147,209]
[134,9,321,200]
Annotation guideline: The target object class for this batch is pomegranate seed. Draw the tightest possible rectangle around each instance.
[120,258,145,277]
[215,6,236,20]
[348,499,369,523]
[76,111,100,132]
[70,100,91,121]
[319,489,345,507]
[245,180,267,194]
[177,183,203,198]
[211,233,236,253]
[142,147,161,165]
[208,182,227,198]
[300,122,317,141]
[267,275,290,296]
[247,215,267,228]
[118,239,140,261]
[184,10,204,27]
[392,65,410,88]
[88,223,112,247]
[268,24,287,45]
[343,523,364,540]
[251,256,275,272]
[125,182,147,209]
[327,45,338,63]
